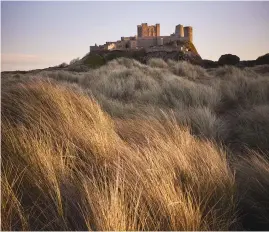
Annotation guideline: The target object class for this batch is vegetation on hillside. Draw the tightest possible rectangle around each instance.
[78,40,200,69]
[2,58,269,230]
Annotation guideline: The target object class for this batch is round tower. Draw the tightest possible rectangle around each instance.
[184,26,193,42]
[156,23,160,36]
[175,24,184,38]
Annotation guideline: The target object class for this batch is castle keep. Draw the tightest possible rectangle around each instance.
[137,23,160,37]
[90,23,193,52]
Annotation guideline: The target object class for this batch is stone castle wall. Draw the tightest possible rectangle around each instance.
[90,23,193,52]
[137,37,157,48]
[145,46,183,53]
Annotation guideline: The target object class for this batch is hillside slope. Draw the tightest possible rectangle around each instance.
[78,41,201,69]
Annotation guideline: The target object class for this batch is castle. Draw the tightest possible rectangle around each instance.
[90,23,193,52]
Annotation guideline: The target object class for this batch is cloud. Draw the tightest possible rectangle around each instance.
[1,53,68,71]
[1,53,41,65]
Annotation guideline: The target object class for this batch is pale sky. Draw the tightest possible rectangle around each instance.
[1,1,269,71]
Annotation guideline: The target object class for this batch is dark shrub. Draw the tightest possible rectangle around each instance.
[67,65,90,72]
[69,57,80,65]
[201,59,219,68]
[218,54,240,66]
[58,62,68,68]
[256,53,269,65]
[84,53,106,68]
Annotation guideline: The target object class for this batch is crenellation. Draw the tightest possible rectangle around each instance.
[90,23,193,52]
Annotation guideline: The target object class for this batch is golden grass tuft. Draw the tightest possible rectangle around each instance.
[2,81,237,230]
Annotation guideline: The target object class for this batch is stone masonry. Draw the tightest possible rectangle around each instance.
[90,23,193,52]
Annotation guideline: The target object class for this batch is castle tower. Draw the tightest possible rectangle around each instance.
[156,23,160,36]
[184,26,193,42]
[141,23,148,37]
[175,24,184,38]
[137,23,160,37]
[137,25,142,37]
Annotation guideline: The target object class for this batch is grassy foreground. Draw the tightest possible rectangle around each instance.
[2,59,269,230]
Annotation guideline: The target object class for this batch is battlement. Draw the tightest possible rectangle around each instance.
[90,23,193,52]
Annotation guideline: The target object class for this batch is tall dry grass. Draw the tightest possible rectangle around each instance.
[235,153,269,230]
[2,59,269,230]
[2,81,237,230]
[21,59,269,155]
